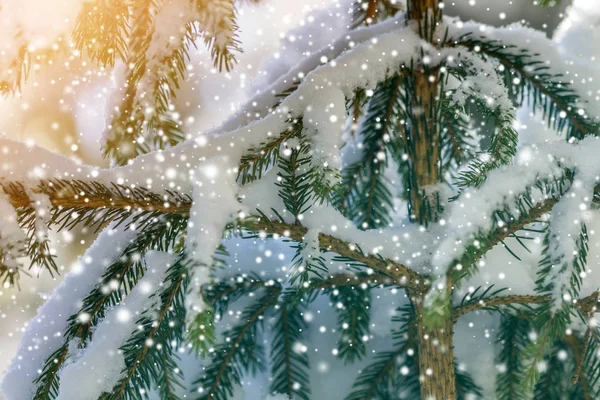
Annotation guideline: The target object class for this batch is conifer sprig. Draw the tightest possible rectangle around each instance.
[32,216,186,399]
[331,285,371,363]
[270,295,311,400]
[194,285,281,400]
[338,76,401,229]
[73,0,130,67]
[454,35,600,140]
[102,255,189,400]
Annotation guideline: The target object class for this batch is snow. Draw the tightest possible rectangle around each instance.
[185,156,241,318]
[434,136,600,275]
[213,11,407,134]
[195,0,238,59]
[145,0,194,65]
[3,1,600,399]
[445,48,514,123]
[544,174,596,310]
[298,204,445,274]
[446,14,600,121]
[0,0,86,84]
[303,88,346,176]
[56,251,174,400]
[1,227,135,400]
[291,228,322,284]
[0,23,428,199]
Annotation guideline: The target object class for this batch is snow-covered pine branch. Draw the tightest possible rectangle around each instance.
[2,0,600,399]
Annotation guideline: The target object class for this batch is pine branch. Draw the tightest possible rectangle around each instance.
[193,0,241,72]
[345,349,404,400]
[0,43,28,94]
[270,295,311,400]
[194,286,281,400]
[237,120,302,184]
[3,183,57,276]
[33,217,185,399]
[2,177,426,291]
[453,291,599,322]
[495,315,531,400]
[101,256,189,400]
[103,0,160,165]
[340,76,401,229]
[276,138,314,222]
[533,339,576,399]
[454,36,599,140]
[310,273,393,289]
[4,179,191,233]
[241,217,424,291]
[453,293,545,322]
[73,0,130,67]
[447,176,569,287]
[157,354,185,400]
[330,285,371,363]
[346,304,419,399]
[202,272,270,318]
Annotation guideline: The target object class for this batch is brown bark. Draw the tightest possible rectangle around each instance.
[407,0,438,20]
[410,71,441,223]
[413,295,456,400]
[406,0,455,398]
[365,0,379,24]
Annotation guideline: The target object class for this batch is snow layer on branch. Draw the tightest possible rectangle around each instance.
[56,251,174,400]
[298,204,445,273]
[0,0,85,81]
[145,0,194,64]
[544,180,594,310]
[1,227,135,400]
[434,136,600,273]
[444,48,513,121]
[185,157,241,318]
[446,15,600,120]
[251,0,352,93]
[303,88,346,171]
[0,23,427,197]
[212,11,407,134]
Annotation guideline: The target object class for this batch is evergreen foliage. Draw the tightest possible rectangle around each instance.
[3,0,600,399]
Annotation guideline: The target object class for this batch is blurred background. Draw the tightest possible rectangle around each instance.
[0,0,570,396]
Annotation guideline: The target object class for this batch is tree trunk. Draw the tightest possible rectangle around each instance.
[405,0,442,224]
[413,298,457,400]
[405,0,456,398]
[409,71,441,223]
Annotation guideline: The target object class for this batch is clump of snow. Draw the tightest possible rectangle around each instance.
[445,48,514,123]
[1,227,135,400]
[56,251,174,400]
[145,0,194,64]
[185,156,241,319]
[290,228,323,285]
[303,88,346,175]
[544,175,597,311]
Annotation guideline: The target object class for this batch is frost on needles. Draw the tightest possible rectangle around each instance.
[1,0,600,399]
